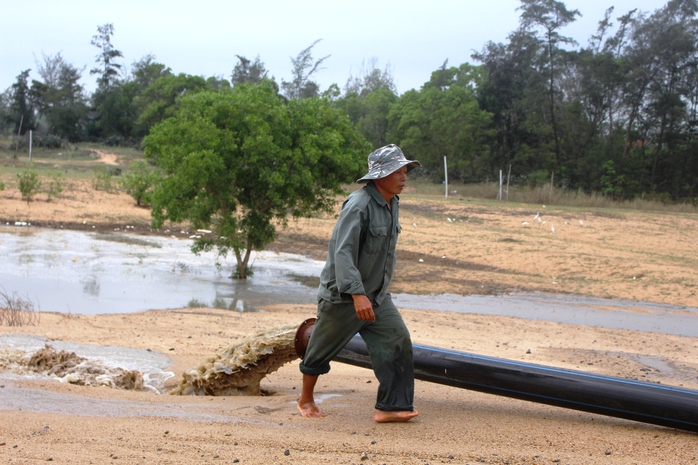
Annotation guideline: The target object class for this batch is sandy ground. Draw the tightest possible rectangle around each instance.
[1,166,698,464]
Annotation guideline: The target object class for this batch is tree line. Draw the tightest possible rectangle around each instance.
[2,0,697,201]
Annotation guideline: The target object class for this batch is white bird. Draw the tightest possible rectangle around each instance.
[413,222,418,228]
[534,212,540,221]
[447,218,453,223]
[579,220,584,227]
[551,225,555,233]
[522,221,529,226]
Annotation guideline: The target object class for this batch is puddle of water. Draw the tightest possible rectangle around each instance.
[1,226,697,337]
[631,354,676,373]
[393,293,698,338]
[0,226,323,314]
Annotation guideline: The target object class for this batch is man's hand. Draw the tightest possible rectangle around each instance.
[352,294,376,321]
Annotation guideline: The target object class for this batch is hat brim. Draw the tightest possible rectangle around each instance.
[356,160,421,183]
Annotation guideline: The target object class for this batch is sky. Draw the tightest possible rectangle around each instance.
[2,0,670,97]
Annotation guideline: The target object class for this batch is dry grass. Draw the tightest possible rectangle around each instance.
[410,180,698,214]
[0,285,40,326]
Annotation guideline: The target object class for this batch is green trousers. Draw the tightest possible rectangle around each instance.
[299,297,415,412]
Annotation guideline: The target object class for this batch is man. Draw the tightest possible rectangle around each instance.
[298,144,421,423]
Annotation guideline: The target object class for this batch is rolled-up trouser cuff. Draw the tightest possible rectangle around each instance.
[299,362,331,377]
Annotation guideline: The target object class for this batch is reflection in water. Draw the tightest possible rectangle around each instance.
[81,276,100,297]
[1,226,697,337]
[187,295,259,312]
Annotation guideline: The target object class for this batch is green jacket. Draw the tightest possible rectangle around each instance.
[317,182,401,305]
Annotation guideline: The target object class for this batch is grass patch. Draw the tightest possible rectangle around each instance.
[0,139,145,178]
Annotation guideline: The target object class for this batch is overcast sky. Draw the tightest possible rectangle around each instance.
[2,0,669,96]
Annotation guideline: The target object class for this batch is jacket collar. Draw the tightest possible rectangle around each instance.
[365,181,399,208]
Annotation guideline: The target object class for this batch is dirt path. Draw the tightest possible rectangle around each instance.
[91,150,120,165]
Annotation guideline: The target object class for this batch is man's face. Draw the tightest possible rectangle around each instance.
[374,166,409,199]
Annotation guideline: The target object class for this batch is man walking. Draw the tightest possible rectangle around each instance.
[298,144,421,422]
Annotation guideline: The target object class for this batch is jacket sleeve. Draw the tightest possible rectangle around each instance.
[332,201,366,296]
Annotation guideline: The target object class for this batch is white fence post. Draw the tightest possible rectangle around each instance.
[498,170,503,201]
[444,156,448,199]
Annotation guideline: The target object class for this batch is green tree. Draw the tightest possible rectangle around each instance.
[388,63,493,182]
[5,70,36,135]
[639,0,698,195]
[518,0,581,170]
[473,29,551,178]
[231,55,269,85]
[30,53,88,141]
[281,40,330,100]
[143,82,369,278]
[556,8,631,192]
[336,59,399,147]
[135,73,210,130]
[90,23,123,89]
[117,55,172,139]
[88,23,125,140]
[0,88,10,133]
[344,58,397,96]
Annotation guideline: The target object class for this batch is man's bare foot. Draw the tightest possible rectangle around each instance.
[297,399,325,418]
[374,409,419,423]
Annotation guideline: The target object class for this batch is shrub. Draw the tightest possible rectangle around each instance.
[92,167,116,191]
[0,286,40,326]
[17,170,42,201]
[34,133,64,148]
[12,133,64,149]
[121,160,160,206]
[46,174,64,201]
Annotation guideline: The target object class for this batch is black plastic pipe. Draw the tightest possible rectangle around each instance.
[335,335,698,433]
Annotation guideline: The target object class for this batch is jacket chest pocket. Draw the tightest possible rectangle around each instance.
[364,226,389,254]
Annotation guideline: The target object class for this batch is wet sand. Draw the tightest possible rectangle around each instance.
[1,306,697,464]
[1,177,698,463]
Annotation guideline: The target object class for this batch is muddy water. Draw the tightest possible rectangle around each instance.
[0,226,323,314]
[0,334,174,393]
[1,226,696,337]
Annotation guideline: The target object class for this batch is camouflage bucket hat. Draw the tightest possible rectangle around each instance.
[356,144,421,183]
